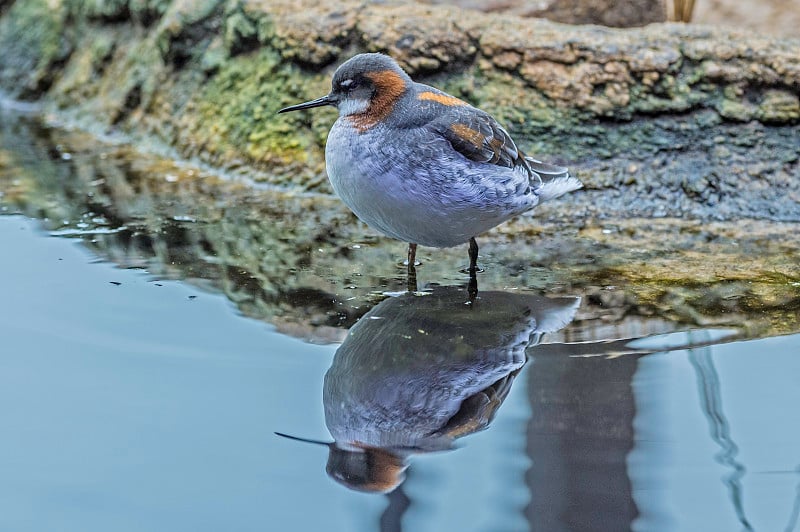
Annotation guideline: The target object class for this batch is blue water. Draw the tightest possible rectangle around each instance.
[1,215,799,532]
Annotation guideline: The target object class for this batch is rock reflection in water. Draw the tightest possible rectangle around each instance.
[301,286,580,493]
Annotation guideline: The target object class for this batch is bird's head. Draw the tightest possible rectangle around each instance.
[278,53,411,128]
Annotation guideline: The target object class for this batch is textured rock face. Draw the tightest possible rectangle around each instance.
[0,0,798,221]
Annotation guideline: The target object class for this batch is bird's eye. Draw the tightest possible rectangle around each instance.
[339,78,358,91]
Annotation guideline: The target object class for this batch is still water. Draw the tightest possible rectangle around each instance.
[1,109,799,532]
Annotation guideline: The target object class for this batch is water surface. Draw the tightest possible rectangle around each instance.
[1,109,799,532]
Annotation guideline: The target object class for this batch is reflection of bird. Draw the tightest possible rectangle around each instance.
[279,53,582,273]
[315,286,580,493]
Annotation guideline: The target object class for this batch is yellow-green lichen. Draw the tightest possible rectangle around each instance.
[758,89,800,123]
[187,48,334,187]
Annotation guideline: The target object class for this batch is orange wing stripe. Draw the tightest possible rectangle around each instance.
[418,91,467,107]
[450,123,485,148]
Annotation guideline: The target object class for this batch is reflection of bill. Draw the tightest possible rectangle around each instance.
[280,286,580,493]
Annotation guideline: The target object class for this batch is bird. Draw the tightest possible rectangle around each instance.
[279,53,582,275]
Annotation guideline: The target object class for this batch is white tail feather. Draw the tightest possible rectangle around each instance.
[524,156,582,202]
[537,174,583,202]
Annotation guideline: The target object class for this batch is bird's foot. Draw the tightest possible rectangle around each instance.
[406,264,418,293]
[466,273,478,303]
[404,243,420,268]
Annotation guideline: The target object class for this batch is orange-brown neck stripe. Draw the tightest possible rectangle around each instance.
[348,70,407,133]
[418,91,467,107]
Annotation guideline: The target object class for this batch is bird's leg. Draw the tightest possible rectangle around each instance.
[468,237,479,274]
[407,243,418,293]
[407,243,417,268]
[407,265,418,293]
[467,270,478,303]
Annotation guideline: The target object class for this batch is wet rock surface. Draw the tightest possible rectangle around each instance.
[0,0,798,223]
[2,111,797,342]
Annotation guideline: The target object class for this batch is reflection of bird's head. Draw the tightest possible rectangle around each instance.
[326,444,407,494]
[275,432,407,493]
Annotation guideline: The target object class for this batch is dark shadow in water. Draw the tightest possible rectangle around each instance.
[524,344,641,531]
[522,329,759,531]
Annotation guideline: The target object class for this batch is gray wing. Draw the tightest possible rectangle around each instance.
[432,105,532,173]
[431,105,570,182]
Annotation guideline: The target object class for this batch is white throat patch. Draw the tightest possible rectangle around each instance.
[337,98,369,116]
